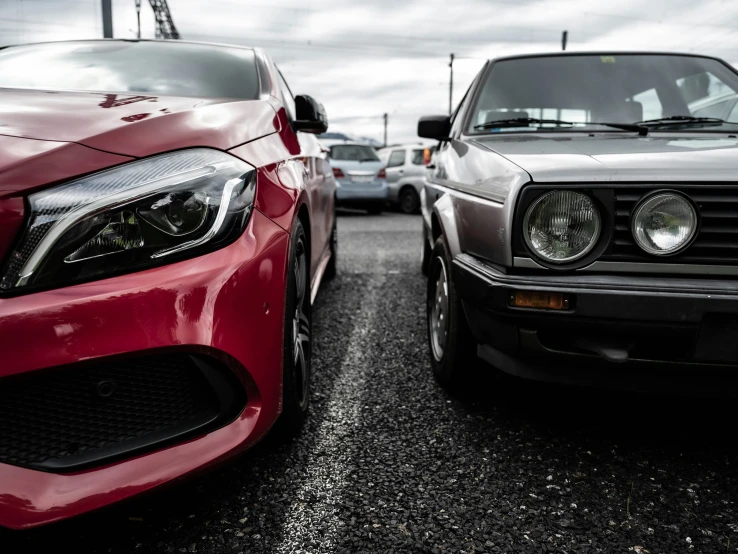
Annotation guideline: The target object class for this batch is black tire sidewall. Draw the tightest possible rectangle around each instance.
[277,219,311,436]
[421,224,431,276]
[324,215,337,280]
[427,238,476,388]
[400,188,420,214]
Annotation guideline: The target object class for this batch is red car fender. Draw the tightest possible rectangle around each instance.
[231,107,311,235]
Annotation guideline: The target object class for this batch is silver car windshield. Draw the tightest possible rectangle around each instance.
[468,54,738,133]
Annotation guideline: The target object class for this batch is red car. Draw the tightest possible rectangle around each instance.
[0,39,336,529]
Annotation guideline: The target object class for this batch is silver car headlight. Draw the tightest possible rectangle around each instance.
[1,148,256,293]
[523,190,601,263]
[631,192,697,255]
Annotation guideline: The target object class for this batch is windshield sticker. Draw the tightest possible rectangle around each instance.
[601,56,616,63]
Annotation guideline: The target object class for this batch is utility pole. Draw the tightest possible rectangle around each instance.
[448,53,455,115]
[383,113,388,147]
[101,0,113,38]
[136,0,142,39]
[561,30,568,51]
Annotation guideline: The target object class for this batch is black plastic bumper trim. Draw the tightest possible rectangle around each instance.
[453,253,738,324]
[24,354,247,473]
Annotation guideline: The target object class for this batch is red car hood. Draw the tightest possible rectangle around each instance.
[0,88,280,157]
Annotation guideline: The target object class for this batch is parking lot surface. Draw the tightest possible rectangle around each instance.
[5,212,738,553]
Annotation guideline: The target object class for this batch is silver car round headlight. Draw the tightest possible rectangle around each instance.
[523,190,601,263]
[631,192,697,255]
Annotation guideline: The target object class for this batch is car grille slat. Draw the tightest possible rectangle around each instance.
[605,186,738,265]
[692,240,738,249]
[0,354,243,472]
[691,195,738,203]
[699,210,738,218]
[700,226,738,234]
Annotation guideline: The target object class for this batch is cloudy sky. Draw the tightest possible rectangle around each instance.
[3,0,738,143]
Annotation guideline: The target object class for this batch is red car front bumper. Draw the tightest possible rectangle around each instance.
[0,209,289,530]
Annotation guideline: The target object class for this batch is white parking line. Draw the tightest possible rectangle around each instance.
[276,265,386,554]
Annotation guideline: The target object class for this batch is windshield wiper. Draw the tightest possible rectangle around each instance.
[474,117,649,136]
[589,121,649,135]
[474,117,574,130]
[636,115,731,129]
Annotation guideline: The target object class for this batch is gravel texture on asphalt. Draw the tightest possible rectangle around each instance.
[5,211,738,554]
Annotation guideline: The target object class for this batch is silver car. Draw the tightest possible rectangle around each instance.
[322,140,388,214]
[419,51,738,395]
[377,144,434,213]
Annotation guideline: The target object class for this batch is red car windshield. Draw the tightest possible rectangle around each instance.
[0,40,261,100]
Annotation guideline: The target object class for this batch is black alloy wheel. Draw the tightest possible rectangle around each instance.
[276,218,311,437]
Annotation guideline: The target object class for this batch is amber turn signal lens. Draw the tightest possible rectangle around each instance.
[509,291,568,310]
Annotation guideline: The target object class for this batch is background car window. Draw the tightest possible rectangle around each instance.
[330,144,380,161]
[276,68,296,120]
[411,150,426,165]
[387,150,405,167]
[631,88,662,120]
[680,72,738,118]
[692,97,735,118]
[727,101,738,121]
[679,72,732,104]
[0,41,260,99]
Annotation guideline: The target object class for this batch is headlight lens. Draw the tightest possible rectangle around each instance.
[1,149,256,292]
[523,190,601,263]
[631,192,697,255]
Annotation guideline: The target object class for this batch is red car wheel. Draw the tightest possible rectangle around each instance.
[277,218,311,436]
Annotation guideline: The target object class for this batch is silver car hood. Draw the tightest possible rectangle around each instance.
[472,134,738,182]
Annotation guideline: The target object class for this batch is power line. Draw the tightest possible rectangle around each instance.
[584,10,738,31]
[0,17,94,29]
[185,32,490,60]
[190,19,560,47]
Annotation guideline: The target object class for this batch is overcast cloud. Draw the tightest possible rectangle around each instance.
[3,0,738,143]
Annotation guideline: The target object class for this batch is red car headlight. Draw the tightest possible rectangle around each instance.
[1,148,256,294]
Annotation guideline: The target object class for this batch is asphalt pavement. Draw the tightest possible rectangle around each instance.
[5,211,738,553]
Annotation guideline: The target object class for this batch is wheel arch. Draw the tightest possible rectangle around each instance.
[431,193,461,259]
[295,202,311,263]
[399,183,420,197]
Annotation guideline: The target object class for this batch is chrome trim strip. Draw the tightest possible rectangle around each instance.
[513,257,547,270]
[428,179,506,205]
[514,256,738,277]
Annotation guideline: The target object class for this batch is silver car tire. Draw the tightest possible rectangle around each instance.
[427,237,477,390]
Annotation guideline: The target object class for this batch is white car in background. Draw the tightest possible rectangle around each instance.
[377,143,435,214]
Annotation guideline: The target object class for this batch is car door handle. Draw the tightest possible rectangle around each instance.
[398,170,404,174]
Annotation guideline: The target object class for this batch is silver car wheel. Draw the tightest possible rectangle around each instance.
[292,238,310,410]
[429,256,449,361]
